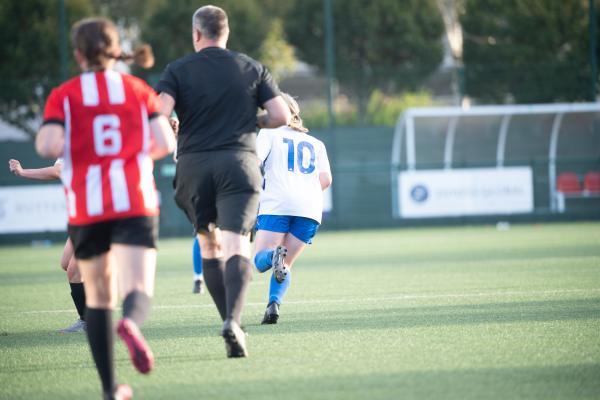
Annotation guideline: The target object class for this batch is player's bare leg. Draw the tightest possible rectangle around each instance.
[115,245,156,299]
[253,230,285,257]
[114,245,156,374]
[253,230,286,275]
[281,233,307,267]
[60,238,74,270]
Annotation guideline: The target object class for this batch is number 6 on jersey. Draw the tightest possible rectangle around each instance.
[93,114,122,156]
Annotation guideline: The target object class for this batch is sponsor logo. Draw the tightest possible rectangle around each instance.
[410,184,429,203]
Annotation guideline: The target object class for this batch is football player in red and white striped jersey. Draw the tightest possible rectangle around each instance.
[35,18,175,400]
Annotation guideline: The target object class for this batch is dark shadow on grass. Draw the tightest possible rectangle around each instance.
[262,297,600,335]
[143,297,600,338]
[128,297,600,339]
[0,321,219,350]
[310,245,600,269]
[6,361,599,399]
[4,298,599,351]
[135,363,600,400]
[0,351,224,374]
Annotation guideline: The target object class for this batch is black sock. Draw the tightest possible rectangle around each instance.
[224,255,253,325]
[122,291,151,327]
[69,282,86,320]
[85,307,115,394]
[202,258,227,321]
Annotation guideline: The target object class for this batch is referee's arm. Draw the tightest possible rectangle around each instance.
[156,64,178,118]
[257,96,291,129]
[159,92,176,118]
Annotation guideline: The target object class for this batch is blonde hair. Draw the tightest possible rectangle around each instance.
[281,92,308,133]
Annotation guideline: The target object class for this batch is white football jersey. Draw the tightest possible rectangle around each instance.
[256,126,331,223]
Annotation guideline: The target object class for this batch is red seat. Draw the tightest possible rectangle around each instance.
[556,172,582,194]
[584,171,600,193]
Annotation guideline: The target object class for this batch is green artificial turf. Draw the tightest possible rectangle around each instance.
[1,222,599,399]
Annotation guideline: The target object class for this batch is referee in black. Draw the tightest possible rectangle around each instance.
[156,5,291,358]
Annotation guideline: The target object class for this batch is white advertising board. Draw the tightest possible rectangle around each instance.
[398,167,533,218]
[0,185,67,233]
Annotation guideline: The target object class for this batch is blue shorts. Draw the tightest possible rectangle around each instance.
[256,215,320,244]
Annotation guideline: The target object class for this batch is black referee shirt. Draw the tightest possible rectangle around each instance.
[156,47,280,155]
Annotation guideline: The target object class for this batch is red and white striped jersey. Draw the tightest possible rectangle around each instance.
[43,70,161,225]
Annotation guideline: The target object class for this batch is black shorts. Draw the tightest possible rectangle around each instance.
[174,150,261,234]
[68,216,158,260]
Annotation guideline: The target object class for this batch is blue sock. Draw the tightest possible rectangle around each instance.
[192,237,202,280]
[254,249,274,273]
[269,270,291,305]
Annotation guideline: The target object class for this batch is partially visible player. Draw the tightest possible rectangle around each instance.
[192,237,204,293]
[8,159,86,333]
[253,93,332,324]
[35,17,175,400]
[170,118,205,295]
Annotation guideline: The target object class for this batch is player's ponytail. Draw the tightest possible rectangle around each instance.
[71,18,154,70]
[116,44,155,69]
[281,92,308,133]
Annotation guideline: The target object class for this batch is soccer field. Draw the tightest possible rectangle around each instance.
[1,222,599,399]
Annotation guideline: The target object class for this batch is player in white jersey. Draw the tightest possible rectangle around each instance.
[8,158,87,333]
[253,93,332,324]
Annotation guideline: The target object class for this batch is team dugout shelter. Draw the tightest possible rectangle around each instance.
[391,103,600,219]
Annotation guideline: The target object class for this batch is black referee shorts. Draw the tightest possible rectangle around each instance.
[174,150,261,235]
[68,216,158,260]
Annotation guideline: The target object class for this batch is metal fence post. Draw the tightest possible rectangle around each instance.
[59,0,68,82]
[324,0,336,129]
[590,0,597,101]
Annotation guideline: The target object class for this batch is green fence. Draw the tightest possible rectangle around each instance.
[1,124,599,243]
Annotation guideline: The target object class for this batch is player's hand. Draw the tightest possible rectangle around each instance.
[8,159,23,176]
[169,118,179,137]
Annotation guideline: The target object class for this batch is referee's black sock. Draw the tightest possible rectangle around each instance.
[122,290,151,327]
[202,258,227,321]
[224,255,253,325]
[85,307,116,395]
[69,282,86,321]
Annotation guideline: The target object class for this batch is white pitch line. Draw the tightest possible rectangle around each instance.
[18,288,600,315]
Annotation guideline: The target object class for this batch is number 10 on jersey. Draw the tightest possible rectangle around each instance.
[283,138,315,174]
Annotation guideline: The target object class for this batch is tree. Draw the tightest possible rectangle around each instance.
[461,0,598,103]
[258,18,298,81]
[0,0,92,135]
[285,0,444,118]
[141,0,273,81]
[90,0,165,26]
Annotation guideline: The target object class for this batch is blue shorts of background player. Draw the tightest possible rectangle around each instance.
[253,215,320,324]
[257,215,319,244]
